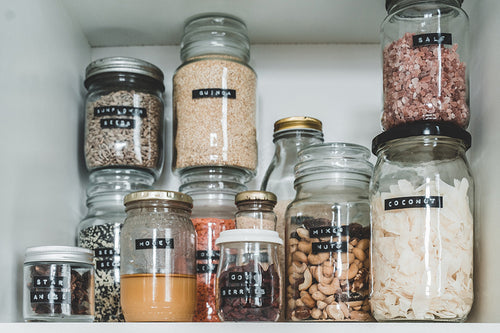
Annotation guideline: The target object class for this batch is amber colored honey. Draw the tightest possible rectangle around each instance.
[121,273,196,322]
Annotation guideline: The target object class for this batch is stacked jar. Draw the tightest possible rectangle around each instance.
[371,0,474,322]
[173,13,257,322]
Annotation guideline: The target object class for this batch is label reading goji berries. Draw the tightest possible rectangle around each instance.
[311,241,348,254]
[220,286,266,298]
[413,33,452,47]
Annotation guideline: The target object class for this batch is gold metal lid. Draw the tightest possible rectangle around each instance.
[235,190,277,204]
[124,190,193,206]
[273,116,323,133]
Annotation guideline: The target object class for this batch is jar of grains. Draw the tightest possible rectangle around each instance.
[381,0,469,130]
[286,143,374,322]
[179,167,246,322]
[370,122,473,321]
[235,190,277,231]
[77,169,153,322]
[84,57,165,178]
[172,14,257,179]
[120,190,196,322]
[216,229,283,321]
[23,246,95,322]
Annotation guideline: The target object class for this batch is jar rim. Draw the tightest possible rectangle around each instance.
[24,246,93,264]
[385,0,463,12]
[124,190,193,207]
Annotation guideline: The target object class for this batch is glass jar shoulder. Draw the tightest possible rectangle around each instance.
[174,55,256,78]
[78,213,126,233]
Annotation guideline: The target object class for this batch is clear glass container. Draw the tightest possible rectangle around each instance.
[23,246,95,322]
[179,167,246,322]
[216,229,283,321]
[235,190,277,231]
[77,169,153,322]
[286,143,374,322]
[370,121,473,321]
[84,57,165,179]
[173,14,257,179]
[381,0,469,130]
[120,190,196,322]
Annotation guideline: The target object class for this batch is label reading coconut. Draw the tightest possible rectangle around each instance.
[309,226,348,237]
[413,33,452,47]
[192,88,236,99]
[196,250,220,260]
[32,276,64,288]
[384,196,443,211]
[94,106,147,118]
[135,238,174,250]
[197,263,218,274]
[30,291,69,304]
[312,241,348,254]
[220,286,266,298]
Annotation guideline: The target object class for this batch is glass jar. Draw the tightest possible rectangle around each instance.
[77,169,153,322]
[23,246,95,322]
[84,56,165,178]
[235,190,277,231]
[120,190,196,322]
[370,121,473,321]
[216,229,283,321]
[286,143,374,322]
[381,0,469,130]
[179,167,246,322]
[173,14,257,179]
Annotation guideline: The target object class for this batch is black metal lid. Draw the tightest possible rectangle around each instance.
[385,0,464,12]
[372,121,471,154]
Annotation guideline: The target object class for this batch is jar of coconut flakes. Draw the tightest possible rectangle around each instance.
[370,121,474,321]
[173,14,257,180]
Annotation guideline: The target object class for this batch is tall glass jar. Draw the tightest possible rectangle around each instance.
[179,167,246,322]
[173,14,257,179]
[381,0,469,130]
[370,122,474,321]
[235,190,277,231]
[84,56,165,179]
[286,143,373,322]
[120,190,196,322]
[77,169,153,322]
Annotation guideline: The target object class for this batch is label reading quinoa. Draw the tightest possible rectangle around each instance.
[309,226,348,237]
[384,196,443,211]
[196,250,220,260]
[192,88,236,99]
[135,238,174,250]
[94,106,147,118]
[197,263,218,274]
[412,33,452,47]
[30,291,69,304]
[100,118,136,129]
[32,276,64,288]
[312,241,348,254]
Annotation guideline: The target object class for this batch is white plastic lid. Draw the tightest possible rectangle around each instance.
[24,246,93,264]
[215,229,283,246]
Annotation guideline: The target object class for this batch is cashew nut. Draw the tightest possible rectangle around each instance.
[339,302,350,318]
[353,247,366,261]
[311,308,322,319]
[350,311,372,321]
[298,268,312,291]
[317,300,327,310]
[301,292,315,308]
[311,290,326,301]
[288,298,296,311]
[308,252,330,265]
[289,238,299,246]
[356,238,369,251]
[296,228,309,239]
[326,304,344,320]
[293,251,308,263]
[298,240,312,254]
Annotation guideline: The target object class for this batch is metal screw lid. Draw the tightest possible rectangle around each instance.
[273,116,323,133]
[24,246,93,264]
[124,190,193,207]
[385,0,463,12]
[235,190,277,205]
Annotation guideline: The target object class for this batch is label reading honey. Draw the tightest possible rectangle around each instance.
[135,238,174,250]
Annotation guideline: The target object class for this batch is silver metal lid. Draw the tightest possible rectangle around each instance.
[24,246,93,264]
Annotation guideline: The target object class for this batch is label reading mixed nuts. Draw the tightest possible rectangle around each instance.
[135,238,174,250]
[311,241,348,254]
[100,118,136,129]
[384,196,443,211]
[192,88,237,99]
[94,106,147,118]
[30,291,69,304]
[309,226,349,237]
[412,33,452,47]
[32,276,65,288]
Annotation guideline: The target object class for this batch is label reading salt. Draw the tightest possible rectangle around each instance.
[312,241,348,254]
[413,33,452,47]
[384,196,443,211]
[192,88,236,99]
[135,238,174,250]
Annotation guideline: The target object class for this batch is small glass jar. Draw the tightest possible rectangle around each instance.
[179,167,246,322]
[381,0,469,130]
[77,169,153,322]
[286,143,374,322]
[84,57,165,178]
[370,121,473,321]
[23,246,95,322]
[120,190,196,322]
[216,229,283,321]
[235,190,277,231]
[173,14,257,179]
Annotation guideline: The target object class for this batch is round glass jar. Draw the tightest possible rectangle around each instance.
[235,190,277,231]
[370,121,473,321]
[172,14,257,179]
[84,57,165,178]
[286,143,374,322]
[381,0,469,130]
[120,190,196,322]
[23,246,95,322]
[216,229,283,321]
[179,167,246,322]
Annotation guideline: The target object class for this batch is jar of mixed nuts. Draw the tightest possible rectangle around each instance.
[120,190,196,322]
[84,57,165,179]
[235,190,277,231]
[286,143,373,321]
[381,0,470,130]
[173,14,257,179]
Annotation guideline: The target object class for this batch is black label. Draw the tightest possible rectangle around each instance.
[96,258,120,270]
[192,88,236,99]
[309,226,348,237]
[312,241,348,254]
[30,291,68,304]
[100,118,135,129]
[228,272,262,284]
[196,250,220,260]
[32,276,64,288]
[94,248,115,258]
[197,263,218,274]
[384,196,443,211]
[220,286,266,298]
[413,33,452,47]
[94,106,147,118]
[135,238,174,250]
